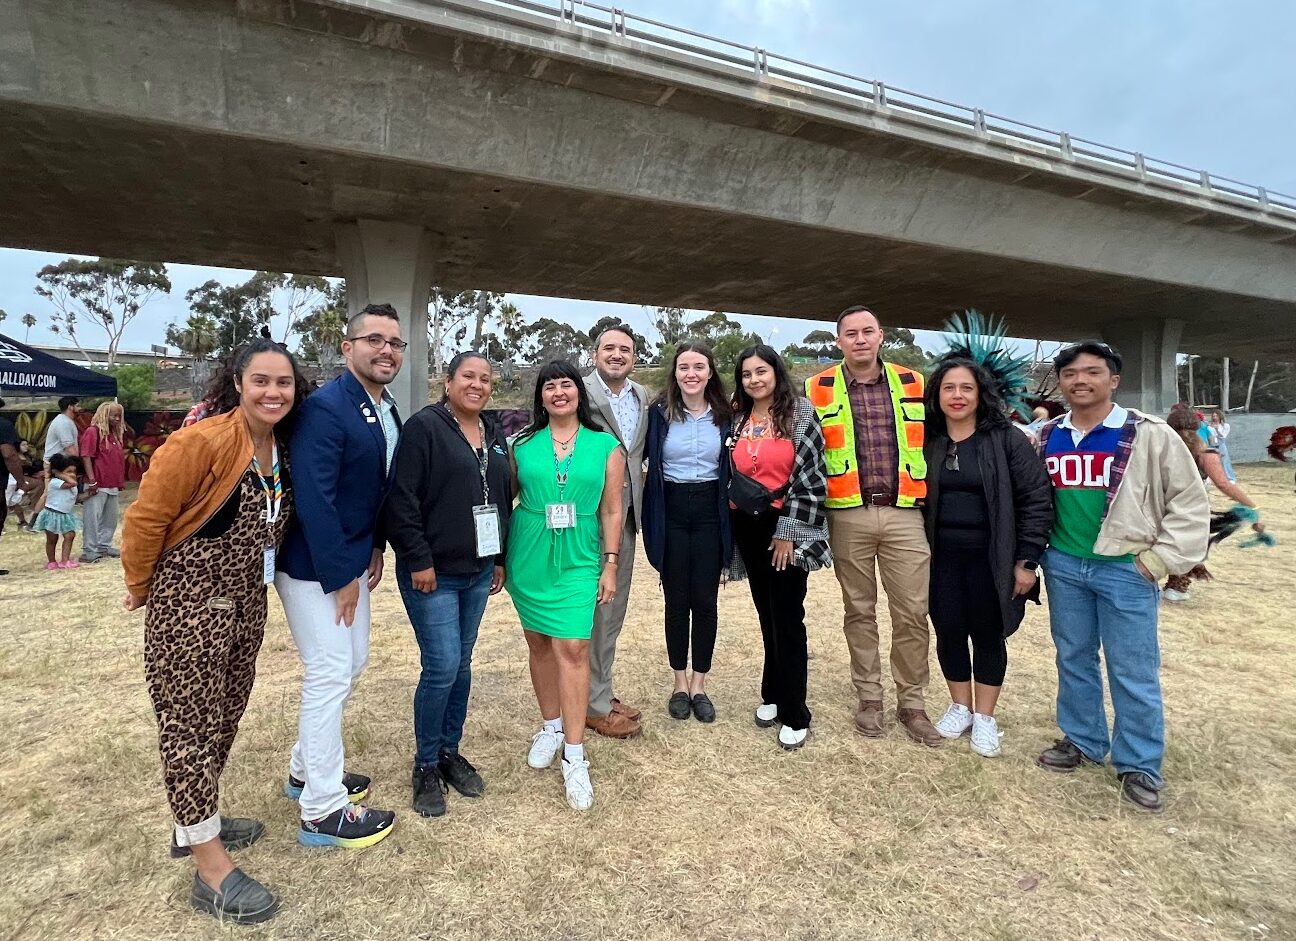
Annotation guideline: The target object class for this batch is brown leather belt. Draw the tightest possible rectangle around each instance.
[866,493,896,507]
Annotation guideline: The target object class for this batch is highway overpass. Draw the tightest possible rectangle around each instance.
[3,0,1296,415]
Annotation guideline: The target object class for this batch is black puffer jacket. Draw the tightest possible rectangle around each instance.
[922,424,1054,637]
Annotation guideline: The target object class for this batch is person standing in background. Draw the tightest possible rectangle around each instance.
[1208,410,1237,482]
[43,396,81,468]
[79,402,126,564]
[582,324,648,739]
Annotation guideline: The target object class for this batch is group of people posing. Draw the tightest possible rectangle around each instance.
[119,303,1215,925]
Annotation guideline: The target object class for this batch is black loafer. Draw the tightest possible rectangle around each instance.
[691,694,716,723]
[170,816,266,859]
[667,692,691,720]
[190,868,280,925]
[1119,771,1164,813]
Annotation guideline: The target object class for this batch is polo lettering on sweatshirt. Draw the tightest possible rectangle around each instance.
[1045,423,1133,561]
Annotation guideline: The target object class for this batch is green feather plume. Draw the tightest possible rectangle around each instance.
[939,310,1033,420]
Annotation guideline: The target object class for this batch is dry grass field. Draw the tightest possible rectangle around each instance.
[1,465,1294,941]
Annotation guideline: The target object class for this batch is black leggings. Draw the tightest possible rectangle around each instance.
[929,544,1007,687]
[731,509,811,730]
[663,481,723,673]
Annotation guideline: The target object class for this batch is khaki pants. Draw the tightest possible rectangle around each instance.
[826,505,931,709]
[588,516,637,717]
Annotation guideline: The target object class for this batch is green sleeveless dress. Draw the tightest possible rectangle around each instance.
[506,425,621,639]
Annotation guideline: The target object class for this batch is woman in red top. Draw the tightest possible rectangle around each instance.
[79,402,127,563]
[728,345,831,750]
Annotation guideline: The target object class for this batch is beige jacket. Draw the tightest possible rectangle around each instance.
[1090,411,1209,580]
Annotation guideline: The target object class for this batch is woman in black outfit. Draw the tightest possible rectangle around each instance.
[641,341,732,723]
[922,356,1053,758]
[727,345,830,751]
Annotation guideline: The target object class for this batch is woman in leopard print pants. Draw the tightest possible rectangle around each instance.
[122,339,310,925]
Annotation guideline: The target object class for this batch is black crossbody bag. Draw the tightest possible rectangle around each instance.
[726,413,787,516]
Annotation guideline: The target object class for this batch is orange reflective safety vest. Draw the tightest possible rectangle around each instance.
[804,362,927,508]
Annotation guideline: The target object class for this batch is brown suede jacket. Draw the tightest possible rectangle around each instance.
[122,408,256,598]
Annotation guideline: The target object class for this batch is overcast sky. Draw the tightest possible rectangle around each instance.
[3,0,1292,356]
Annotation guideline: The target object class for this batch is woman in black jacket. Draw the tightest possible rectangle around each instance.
[922,356,1053,758]
[384,351,512,818]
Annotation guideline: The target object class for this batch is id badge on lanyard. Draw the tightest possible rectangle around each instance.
[253,444,283,585]
[473,504,502,557]
[545,502,577,530]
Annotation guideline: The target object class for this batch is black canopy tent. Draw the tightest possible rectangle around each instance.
[0,334,117,398]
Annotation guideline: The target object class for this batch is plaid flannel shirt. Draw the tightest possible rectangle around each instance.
[728,397,833,581]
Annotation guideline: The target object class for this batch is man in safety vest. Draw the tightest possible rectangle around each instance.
[805,306,941,746]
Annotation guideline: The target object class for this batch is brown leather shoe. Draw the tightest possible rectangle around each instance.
[854,700,885,738]
[586,710,642,739]
[610,697,642,721]
[898,708,942,747]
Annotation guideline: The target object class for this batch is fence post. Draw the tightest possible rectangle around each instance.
[1134,152,1147,179]
[1199,169,1212,193]
[972,108,987,135]
[873,80,887,108]
[1258,186,1270,209]
[1059,131,1073,160]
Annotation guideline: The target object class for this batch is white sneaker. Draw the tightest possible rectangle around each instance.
[934,703,973,739]
[754,703,778,728]
[527,728,563,769]
[562,757,594,811]
[1162,588,1190,603]
[970,713,1003,758]
[777,725,808,750]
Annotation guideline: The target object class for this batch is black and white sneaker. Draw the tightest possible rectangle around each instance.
[283,771,370,804]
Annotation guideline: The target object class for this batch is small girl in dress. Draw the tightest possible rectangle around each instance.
[32,453,83,570]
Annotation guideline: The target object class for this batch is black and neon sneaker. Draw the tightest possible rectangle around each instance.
[298,804,395,849]
[283,771,370,804]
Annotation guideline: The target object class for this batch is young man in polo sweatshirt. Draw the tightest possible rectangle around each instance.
[1034,341,1208,813]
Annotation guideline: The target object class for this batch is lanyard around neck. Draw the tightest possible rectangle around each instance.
[252,443,283,525]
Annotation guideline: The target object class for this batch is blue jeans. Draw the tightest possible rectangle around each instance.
[1041,547,1165,786]
[397,561,493,767]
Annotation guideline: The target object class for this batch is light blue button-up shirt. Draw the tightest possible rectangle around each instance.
[662,407,723,483]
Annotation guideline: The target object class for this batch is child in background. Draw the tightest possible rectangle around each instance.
[6,441,41,531]
[32,454,83,569]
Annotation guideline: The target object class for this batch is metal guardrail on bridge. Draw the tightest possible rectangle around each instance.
[468,0,1296,221]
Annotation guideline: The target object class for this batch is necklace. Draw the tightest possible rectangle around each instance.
[553,427,578,452]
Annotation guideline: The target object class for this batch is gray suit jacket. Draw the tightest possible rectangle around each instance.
[585,371,649,531]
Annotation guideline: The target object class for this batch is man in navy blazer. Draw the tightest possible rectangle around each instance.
[275,303,406,849]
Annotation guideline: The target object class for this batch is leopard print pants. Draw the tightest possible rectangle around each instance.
[144,469,292,844]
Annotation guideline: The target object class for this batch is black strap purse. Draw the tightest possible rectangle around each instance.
[726,413,787,516]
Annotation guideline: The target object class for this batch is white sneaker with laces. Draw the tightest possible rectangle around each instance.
[934,703,973,739]
[970,713,1003,758]
[1162,588,1190,603]
[777,725,808,750]
[527,728,563,769]
[754,703,778,727]
[562,757,594,811]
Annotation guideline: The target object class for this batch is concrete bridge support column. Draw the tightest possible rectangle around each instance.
[335,220,435,419]
[1102,317,1184,415]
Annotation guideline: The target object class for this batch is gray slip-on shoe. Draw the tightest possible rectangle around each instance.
[170,817,266,859]
[190,868,280,925]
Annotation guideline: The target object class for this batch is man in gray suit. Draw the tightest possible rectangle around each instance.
[584,324,649,739]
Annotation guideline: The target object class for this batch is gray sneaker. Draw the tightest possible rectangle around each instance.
[78,552,101,564]
[100,547,121,558]
[190,868,280,924]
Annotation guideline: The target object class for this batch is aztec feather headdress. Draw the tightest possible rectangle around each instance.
[936,309,1033,420]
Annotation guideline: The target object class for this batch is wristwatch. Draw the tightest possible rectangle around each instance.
[1018,560,1039,572]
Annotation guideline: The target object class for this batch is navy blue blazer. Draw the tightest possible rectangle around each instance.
[277,371,401,593]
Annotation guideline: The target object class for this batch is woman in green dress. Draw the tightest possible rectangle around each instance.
[507,360,625,811]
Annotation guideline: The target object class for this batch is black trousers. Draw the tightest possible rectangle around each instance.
[730,509,812,730]
[663,481,723,673]
[929,544,1007,687]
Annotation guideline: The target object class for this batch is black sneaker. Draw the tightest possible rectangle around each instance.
[411,764,448,817]
[438,752,485,798]
[283,770,371,804]
[170,816,266,859]
[190,868,279,925]
[1119,771,1164,813]
[1036,738,1101,773]
[298,804,395,848]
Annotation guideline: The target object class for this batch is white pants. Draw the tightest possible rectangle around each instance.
[275,572,371,820]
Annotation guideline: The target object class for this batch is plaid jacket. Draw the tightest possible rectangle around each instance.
[728,397,833,580]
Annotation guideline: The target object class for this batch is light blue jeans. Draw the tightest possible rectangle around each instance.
[1041,547,1165,786]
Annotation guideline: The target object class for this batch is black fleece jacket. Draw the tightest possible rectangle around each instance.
[384,402,512,575]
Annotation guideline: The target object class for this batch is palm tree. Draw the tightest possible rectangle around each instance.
[22,313,36,341]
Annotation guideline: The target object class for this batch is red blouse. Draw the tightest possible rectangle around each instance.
[730,435,795,509]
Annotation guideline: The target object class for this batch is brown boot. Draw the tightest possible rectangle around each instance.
[854,700,885,738]
[586,711,642,739]
[898,708,942,748]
